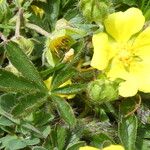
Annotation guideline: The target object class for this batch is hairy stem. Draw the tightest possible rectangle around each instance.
[26,23,51,37]
[15,8,23,37]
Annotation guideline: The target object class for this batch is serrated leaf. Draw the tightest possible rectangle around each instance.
[5,41,47,92]
[0,135,26,150]
[0,116,14,126]
[24,138,40,146]
[32,146,47,150]
[51,94,76,127]
[21,122,45,138]
[47,0,60,30]
[52,83,86,95]
[39,125,51,138]
[0,69,42,93]
[56,126,68,150]
[90,133,114,148]
[51,67,77,89]
[40,63,65,80]
[66,141,85,150]
[119,115,138,150]
[11,92,48,118]
[0,135,40,150]
[136,124,150,150]
[33,109,54,126]
[0,93,17,112]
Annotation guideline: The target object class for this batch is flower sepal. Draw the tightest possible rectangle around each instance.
[87,77,119,105]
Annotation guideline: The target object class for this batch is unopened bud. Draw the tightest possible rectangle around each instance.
[87,79,118,105]
[79,0,114,23]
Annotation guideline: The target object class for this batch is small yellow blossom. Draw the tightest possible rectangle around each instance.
[91,7,150,97]
[31,5,44,18]
[79,144,124,150]
[44,77,75,99]
[79,146,99,150]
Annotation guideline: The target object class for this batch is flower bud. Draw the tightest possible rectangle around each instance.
[12,36,34,55]
[79,0,114,23]
[87,79,118,105]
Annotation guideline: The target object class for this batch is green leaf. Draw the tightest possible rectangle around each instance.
[0,135,26,150]
[51,67,77,89]
[117,0,137,6]
[11,92,48,118]
[0,116,14,126]
[0,135,40,150]
[136,124,150,150]
[51,94,76,127]
[41,0,60,31]
[40,62,65,80]
[21,122,45,138]
[33,109,54,126]
[118,115,138,150]
[39,125,51,138]
[5,41,47,92]
[32,146,47,150]
[51,83,86,95]
[90,133,114,148]
[56,126,68,150]
[0,69,42,93]
[66,141,85,150]
[51,41,84,89]
[0,93,17,113]
[24,138,40,146]
[0,106,20,125]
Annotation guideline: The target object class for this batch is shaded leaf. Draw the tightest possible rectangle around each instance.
[119,115,138,150]
[67,141,86,150]
[51,94,76,127]
[0,69,41,93]
[5,41,47,92]
[51,67,77,89]
[51,83,86,95]
[11,92,48,118]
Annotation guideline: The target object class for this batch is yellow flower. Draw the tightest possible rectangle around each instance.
[79,146,98,150]
[44,77,75,99]
[79,145,124,150]
[31,5,44,18]
[91,7,150,97]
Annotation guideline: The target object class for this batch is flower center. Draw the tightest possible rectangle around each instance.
[115,44,142,71]
[116,44,133,67]
[118,49,130,61]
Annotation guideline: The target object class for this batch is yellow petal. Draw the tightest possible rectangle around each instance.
[107,58,129,81]
[133,27,150,49]
[119,79,138,97]
[44,78,75,99]
[129,61,150,93]
[31,5,44,18]
[139,80,150,93]
[91,32,110,70]
[104,7,145,43]
[79,146,99,150]
[103,145,125,150]
[44,77,52,90]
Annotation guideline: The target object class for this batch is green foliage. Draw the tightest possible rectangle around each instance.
[51,94,76,127]
[0,0,149,149]
[0,69,41,93]
[5,41,47,92]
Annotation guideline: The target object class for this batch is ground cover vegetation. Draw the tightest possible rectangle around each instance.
[0,0,150,150]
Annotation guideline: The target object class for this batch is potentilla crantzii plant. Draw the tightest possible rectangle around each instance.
[91,7,150,97]
[0,0,150,149]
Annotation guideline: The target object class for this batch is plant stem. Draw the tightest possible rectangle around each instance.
[26,23,51,37]
[0,32,7,42]
[15,8,23,38]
